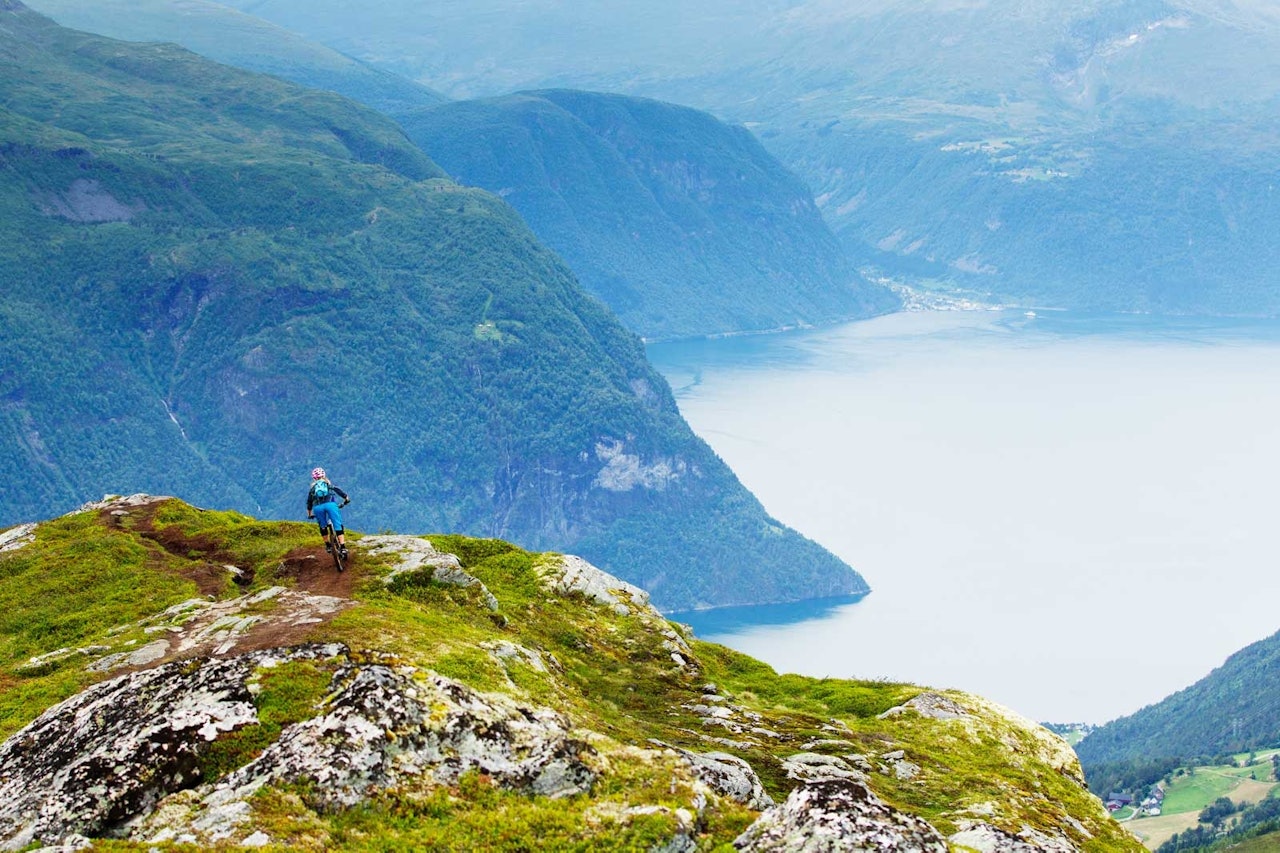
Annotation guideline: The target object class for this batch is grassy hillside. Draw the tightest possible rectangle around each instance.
[24,0,448,115]
[1077,628,1280,771]
[0,497,1143,850]
[0,2,864,610]
[401,90,895,341]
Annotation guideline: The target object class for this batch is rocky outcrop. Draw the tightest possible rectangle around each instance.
[0,644,596,850]
[734,778,949,852]
[0,644,339,850]
[539,554,651,616]
[879,692,971,722]
[949,822,1080,852]
[0,523,35,553]
[652,741,774,811]
[361,534,499,611]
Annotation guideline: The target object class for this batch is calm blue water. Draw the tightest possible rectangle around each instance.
[653,310,1280,723]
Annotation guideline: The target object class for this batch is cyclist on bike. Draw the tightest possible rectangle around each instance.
[306,467,350,560]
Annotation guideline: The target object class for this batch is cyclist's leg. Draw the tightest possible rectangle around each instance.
[330,503,346,546]
[315,504,334,541]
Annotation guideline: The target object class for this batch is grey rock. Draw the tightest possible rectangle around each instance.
[63,494,174,517]
[801,738,855,751]
[734,778,948,851]
[0,523,36,554]
[0,644,343,850]
[949,822,1080,852]
[140,661,596,843]
[878,692,971,722]
[653,741,774,810]
[361,535,499,611]
[539,554,651,617]
[782,752,867,784]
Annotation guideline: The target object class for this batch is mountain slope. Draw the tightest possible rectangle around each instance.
[23,0,447,115]
[0,2,863,610]
[401,90,895,340]
[219,0,1280,315]
[1077,627,1280,768]
[0,496,1143,850]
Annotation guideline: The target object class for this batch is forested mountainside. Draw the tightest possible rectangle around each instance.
[400,90,895,341]
[0,496,1142,851]
[23,0,448,115]
[0,2,864,610]
[219,0,1280,315]
[24,1,893,341]
[1077,627,1280,780]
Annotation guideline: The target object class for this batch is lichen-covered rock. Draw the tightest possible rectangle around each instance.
[136,659,597,844]
[361,534,500,611]
[0,644,343,850]
[734,778,948,852]
[0,643,596,850]
[63,494,174,517]
[878,692,971,721]
[0,523,36,553]
[949,821,1080,852]
[783,752,867,784]
[653,741,773,810]
[540,554,651,616]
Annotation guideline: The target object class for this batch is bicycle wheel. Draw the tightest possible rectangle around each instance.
[326,522,345,573]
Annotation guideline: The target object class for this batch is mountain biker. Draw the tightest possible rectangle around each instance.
[306,467,350,560]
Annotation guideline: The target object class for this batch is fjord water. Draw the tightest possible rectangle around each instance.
[651,310,1280,724]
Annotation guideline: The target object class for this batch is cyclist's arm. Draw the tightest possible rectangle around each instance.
[332,486,349,503]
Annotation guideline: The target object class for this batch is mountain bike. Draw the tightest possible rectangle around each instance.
[322,500,351,572]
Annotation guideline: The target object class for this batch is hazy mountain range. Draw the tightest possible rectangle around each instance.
[202,0,1280,314]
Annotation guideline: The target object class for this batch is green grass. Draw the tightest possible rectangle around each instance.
[1162,769,1246,815]
[0,503,1146,851]
[199,658,335,780]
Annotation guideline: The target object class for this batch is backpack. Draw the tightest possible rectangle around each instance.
[311,480,331,502]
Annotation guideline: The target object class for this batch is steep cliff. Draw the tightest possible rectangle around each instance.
[0,497,1142,850]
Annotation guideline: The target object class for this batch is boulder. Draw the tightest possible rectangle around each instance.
[734,778,948,851]
[539,554,651,616]
[0,643,596,850]
[361,535,499,611]
[0,644,342,850]
[0,523,36,554]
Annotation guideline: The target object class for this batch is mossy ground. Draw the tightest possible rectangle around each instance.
[0,500,1143,850]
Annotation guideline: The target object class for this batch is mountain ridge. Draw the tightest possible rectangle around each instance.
[0,494,1143,850]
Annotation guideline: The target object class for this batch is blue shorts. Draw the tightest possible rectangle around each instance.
[313,501,343,535]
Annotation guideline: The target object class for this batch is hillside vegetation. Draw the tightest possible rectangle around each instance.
[1077,628,1280,772]
[23,0,448,115]
[0,2,863,610]
[401,90,895,341]
[0,497,1142,850]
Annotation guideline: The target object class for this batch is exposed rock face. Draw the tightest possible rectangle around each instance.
[0,644,596,850]
[949,822,1080,852]
[0,523,35,553]
[734,778,949,852]
[782,752,868,784]
[361,534,499,611]
[879,692,971,722]
[64,494,174,517]
[0,645,340,850]
[653,741,774,810]
[540,554,652,616]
